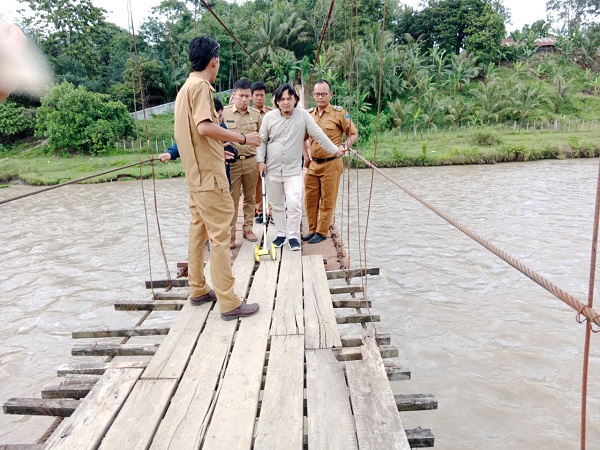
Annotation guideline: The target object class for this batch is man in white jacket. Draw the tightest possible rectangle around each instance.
[256,84,345,251]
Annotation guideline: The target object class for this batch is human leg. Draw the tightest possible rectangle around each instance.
[304,167,320,234]
[283,174,303,241]
[265,172,286,239]
[315,159,343,237]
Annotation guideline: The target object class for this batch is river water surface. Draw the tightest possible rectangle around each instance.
[1,159,599,448]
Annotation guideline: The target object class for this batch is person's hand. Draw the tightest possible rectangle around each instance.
[303,157,311,169]
[257,162,266,176]
[225,150,235,160]
[158,153,172,162]
[336,145,347,158]
[245,131,261,147]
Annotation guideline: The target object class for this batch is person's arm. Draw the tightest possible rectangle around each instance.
[303,140,311,168]
[304,111,344,157]
[256,117,268,176]
[197,120,260,147]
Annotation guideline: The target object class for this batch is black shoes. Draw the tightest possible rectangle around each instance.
[308,233,326,244]
[301,233,315,241]
[272,236,286,248]
[190,289,217,306]
[288,238,301,251]
[221,301,260,320]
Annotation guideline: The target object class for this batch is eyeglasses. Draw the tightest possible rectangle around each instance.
[211,43,220,57]
[313,92,330,97]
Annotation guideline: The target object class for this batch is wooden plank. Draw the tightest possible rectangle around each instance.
[3,398,79,416]
[405,428,435,448]
[154,292,189,300]
[72,326,170,339]
[336,313,380,324]
[42,382,95,399]
[303,254,342,349]
[202,258,278,450]
[384,358,411,381]
[329,285,363,295]
[142,302,212,380]
[326,267,379,279]
[306,349,358,450]
[345,338,410,450]
[115,300,185,311]
[99,380,178,450]
[57,361,147,376]
[341,333,391,347]
[0,446,46,450]
[71,343,159,357]
[150,235,259,450]
[270,243,304,336]
[335,345,398,361]
[145,279,189,289]
[45,368,143,449]
[395,394,438,412]
[332,298,371,308]
[254,335,304,449]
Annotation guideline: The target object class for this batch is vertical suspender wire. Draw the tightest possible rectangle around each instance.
[126,0,172,292]
[581,159,600,449]
[352,0,363,287]
[166,22,180,96]
[308,0,337,87]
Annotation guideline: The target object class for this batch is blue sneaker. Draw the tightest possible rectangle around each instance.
[272,236,286,248]
[288,238,301,251]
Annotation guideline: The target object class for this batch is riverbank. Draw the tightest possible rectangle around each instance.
[1,126,599,186]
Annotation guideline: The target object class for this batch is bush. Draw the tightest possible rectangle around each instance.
[36,82,134,155]
[472,129,501,146]
[0,102,35,144]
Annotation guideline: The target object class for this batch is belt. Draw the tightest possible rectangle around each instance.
[312,156,338,163]
[238,154,255,160]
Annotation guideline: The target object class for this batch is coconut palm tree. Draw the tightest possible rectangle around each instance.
[446,52,480,94]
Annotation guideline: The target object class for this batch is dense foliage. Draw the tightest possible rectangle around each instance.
[6,0,600,152]
[0,102,35,144]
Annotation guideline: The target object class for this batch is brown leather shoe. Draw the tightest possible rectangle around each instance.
[189,289,217,306]
[243,230,258,242]
[230,236,236,249]
[221,301,260,320]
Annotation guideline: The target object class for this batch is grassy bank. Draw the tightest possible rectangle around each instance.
[1,125,599,186]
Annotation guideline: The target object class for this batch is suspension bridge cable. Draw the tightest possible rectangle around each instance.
[348,148,600,329]
[198,0,268,77]
[0,159,156,206]
[308,0,337,86]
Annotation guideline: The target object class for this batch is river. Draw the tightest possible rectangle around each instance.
[1,159,599,448]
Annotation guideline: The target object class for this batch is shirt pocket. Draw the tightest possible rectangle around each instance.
[225,118,238,130]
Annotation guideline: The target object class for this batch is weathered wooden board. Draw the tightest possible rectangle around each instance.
[142,301,212,380]
[345,338,410,450]
[329,285,364,295]
[306,349,358,450]
[98,379,178,450]
[145,279,189,289]
[114,300,185,311]
[341,333,391,347]
[72,326,170,339]
[149,236,259,450]
[202,259,278,450]
[71,343,159,357]
[3,398,79,416]
[383,358,411,381]
[325,267,379,279]
[394,393,438,412]
[332,299,371,308]
[270,244,303,336]
[154,292,189,300]
[45,368,143,449]
[56,361,147,376]
[303,254,342,349]
[42,382,95,399]
[0,445,46,450]
[254,335,304,449]
[336,313,380,324]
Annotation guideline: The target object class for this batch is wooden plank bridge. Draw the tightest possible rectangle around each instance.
[2,224,436,449]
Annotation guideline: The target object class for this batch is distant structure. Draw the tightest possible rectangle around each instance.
[500,37,557,53]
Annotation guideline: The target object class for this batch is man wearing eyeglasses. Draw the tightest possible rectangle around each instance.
[303,79,359,244]
[174,36,261,320]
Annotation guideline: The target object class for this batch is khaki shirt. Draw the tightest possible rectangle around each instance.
[256,105,272,116]
[222,104,262,157]
[309,104,358,159]
[174,73,229,192]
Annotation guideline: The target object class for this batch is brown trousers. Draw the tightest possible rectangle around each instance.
[188,188,240,313]
[229,157,258,236]
[304,158,344,236]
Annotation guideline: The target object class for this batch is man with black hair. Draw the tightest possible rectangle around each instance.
[251,81,273,225]
[174,36,260,320]
[257,84,344,251]
[303,79,358,244]
[223,79,262,249]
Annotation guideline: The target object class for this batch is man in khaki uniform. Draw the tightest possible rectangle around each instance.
[303,79,358,244]
[223,79,262,249]
[174,36,260,320]
[251,81,272,224]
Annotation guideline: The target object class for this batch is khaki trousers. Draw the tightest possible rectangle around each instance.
[304,158,344,236]
[188,189,240,313]
[229,157,258,236]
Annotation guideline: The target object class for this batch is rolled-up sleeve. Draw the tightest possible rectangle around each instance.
[304,111,339,155]
[257,116,269,163]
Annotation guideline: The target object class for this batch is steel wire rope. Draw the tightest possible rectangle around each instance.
[348,148,600,329]
[126,0,172,292]
[580,158,600,449]
[307,0,337,87]
[198,0,268,78]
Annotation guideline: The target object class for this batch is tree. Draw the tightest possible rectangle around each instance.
[546,0,600,35]
[0,102,35,144]
[36,82,133,154]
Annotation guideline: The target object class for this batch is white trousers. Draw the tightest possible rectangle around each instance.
[265,171,303,241]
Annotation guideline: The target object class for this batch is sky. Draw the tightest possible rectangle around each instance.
[2,0,548,33]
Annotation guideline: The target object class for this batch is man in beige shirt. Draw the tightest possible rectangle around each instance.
[223,79,262,249]
[174,36,260,320]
